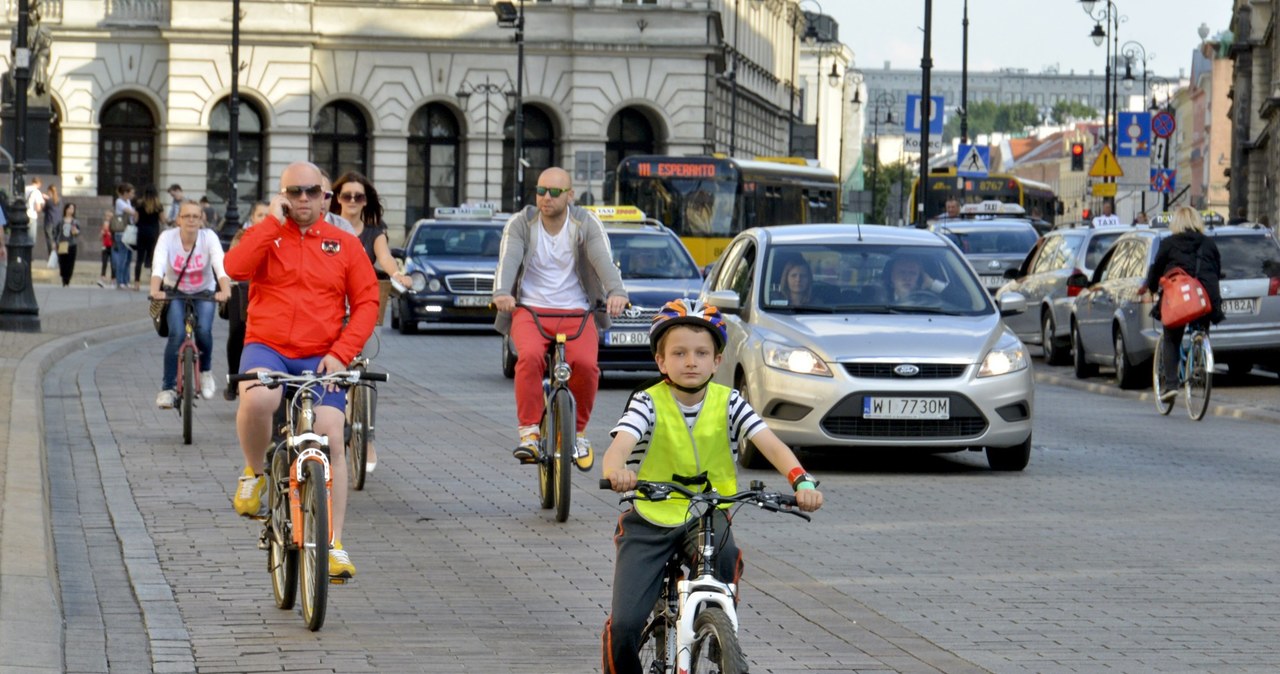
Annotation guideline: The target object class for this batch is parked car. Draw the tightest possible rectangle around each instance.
[1068,223,1280,389]
[500,209,703,376]
[929,203,1040,294]
[390,207,507,334]
[997,222,1128,365]
[701,224,1034,471]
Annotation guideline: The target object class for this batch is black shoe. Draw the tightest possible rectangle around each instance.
[223,385,238,401]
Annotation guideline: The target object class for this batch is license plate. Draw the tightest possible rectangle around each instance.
[455,295,489,307]
[980,275,1005,287]
[863,396,950,420]
[1223,298,1255,314]
[606,330,649,346]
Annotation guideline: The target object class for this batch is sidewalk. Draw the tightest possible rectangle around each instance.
[0,279,150,672]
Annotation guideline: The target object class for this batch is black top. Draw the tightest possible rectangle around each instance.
[357,221,390,280]
[136,204,163,232]
[1146,231,1225,324]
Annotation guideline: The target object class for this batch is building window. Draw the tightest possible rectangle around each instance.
[98,97,156,195]
[312,101,368,180]
[503,105,556,212]
[605,107,659,202]
[207,98,266,216]
[406,103,461,224]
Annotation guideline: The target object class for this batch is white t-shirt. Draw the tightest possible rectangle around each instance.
[519,215,589,310]
[114,197,135,222]
[26,186,45,224]
[150,228,226,293]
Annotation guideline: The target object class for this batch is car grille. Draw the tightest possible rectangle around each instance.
[611,306,659,328]
[842,363,969,379]
[445,274,494,294]
[820,393,988,439]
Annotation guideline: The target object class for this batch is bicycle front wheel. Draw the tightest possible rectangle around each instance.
[267,447,297,610]
[347,384,369,491]
[537,391,555,510]
[181,348,195,445]
[298,460,329,631]
[1185,334,1212,421]
[1152,333,1174,415]
[553,390,574,523]
[689,608,747,674]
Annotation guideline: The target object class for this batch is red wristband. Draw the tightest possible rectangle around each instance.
[787,466,807,485]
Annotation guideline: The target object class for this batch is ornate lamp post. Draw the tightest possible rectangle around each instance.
[494,1,524,210]
[456,76,506,204]
[219,0,243,249]
[1080,0,1126,154]
[0,0,41,331]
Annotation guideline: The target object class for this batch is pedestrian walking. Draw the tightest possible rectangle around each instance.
[112,183,138,289]
[133,185,166,287]
[54,202,81,287]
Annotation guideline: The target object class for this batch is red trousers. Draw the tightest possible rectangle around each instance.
[511,307,601,431]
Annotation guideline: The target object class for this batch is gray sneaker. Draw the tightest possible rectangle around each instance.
[155,390,177,409]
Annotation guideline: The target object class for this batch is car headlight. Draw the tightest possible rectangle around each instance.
[978,332,1030,378]
[409,271,429,293]
[762,340,832,377]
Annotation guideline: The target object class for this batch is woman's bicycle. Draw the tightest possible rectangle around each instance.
[164,290,216,445]
[600,478,810,674]
[345,354,378,491]
[516,303,594,523]
[1153,325,1214,420]
[230,367,388,631]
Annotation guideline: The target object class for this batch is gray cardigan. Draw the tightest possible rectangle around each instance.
[492,204,628,335]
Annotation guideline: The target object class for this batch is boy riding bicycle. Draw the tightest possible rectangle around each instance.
[599,299,824,674]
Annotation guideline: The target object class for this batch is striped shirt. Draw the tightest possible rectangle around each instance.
[611,388,767,467]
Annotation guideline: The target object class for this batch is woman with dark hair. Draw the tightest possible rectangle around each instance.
[133,184,167,286]
[55,202,81,286]
[329,172,412,323]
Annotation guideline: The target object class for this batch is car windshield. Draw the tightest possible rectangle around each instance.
[610,232,701,280]
[938,226,1038,255]
[410,224,504,257]
[1213,232,1280,280]
[762,243,993,316]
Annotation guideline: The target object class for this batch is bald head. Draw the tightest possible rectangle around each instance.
[535,167,574,223]
[279,162,325,227]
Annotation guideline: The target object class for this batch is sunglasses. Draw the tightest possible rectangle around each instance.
[535,186,569,198]
[280,184,328,200]
[338,192,367,204]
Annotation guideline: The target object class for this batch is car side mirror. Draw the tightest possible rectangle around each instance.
[706,289,741,314]
[998,291,1028,317]
[391,247,406,260]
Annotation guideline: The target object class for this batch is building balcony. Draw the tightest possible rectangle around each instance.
[104,0,167,27]
[6,0,62,23]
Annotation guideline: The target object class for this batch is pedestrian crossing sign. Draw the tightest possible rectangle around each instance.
[1088,145,1124,178]
[956,144,990,178]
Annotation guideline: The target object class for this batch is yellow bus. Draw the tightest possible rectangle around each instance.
[910,167,1058,226]
[613,155,840,266]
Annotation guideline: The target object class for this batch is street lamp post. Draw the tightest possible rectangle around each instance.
[494,1,524,210]
[1080,0,1125,155]
[865,92,896,223]
[960,0,970,144]
[916,0,933,227]
[0,0,40,331]
[1121,40,1152,214]
[456,76,505,204]
[803,22,842,167]
[220,0,242,248]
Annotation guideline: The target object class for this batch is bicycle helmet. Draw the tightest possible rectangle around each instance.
[649,298,727,355]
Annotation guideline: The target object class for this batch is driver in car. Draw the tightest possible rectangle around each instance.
[885,254,946,302]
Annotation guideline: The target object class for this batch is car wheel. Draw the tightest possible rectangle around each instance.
[390,302,401,330]
[1227,360,1253,378]
[398,303,418,335]
[1041,312,1068,366]
[986,435,1031,471]
[502,335,516,380]
[1113,330,1148,390]
[1072,323,1097,379]
[734,373,767,469]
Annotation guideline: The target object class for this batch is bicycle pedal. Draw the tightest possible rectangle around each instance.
[329,577,349,585]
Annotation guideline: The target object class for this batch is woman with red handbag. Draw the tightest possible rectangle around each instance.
[1141,205,1225,400]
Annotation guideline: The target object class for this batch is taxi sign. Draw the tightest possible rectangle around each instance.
[585,205,646,222]
[958,200,1025,216]
[1088,145,1124,178]
[433,206,498,219]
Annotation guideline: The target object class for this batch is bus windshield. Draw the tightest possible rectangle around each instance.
[622,176,736,238]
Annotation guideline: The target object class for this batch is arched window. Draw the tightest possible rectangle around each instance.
[312,101,368,180]
[406,103,461,223]
[503,105,556,212]
[605,107,659,202]
[207,98,266,215]
[98,97,155,195]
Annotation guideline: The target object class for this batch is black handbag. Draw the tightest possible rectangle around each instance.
[150,247,195,337]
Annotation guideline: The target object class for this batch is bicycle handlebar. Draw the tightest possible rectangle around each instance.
[597,479,810,521]
[516,302,599,343]
[228,369,390,388]
[156,290,218,302]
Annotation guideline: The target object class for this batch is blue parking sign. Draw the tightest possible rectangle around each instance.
[904,94,945,136]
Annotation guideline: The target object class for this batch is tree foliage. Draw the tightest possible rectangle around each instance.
[1049,100,1099,124]
[943,101,1050,141]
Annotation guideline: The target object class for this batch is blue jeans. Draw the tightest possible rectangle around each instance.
[111,242,132,287]
[163,298,215,391]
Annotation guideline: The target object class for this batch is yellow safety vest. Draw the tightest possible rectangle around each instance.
[635,381,738,526]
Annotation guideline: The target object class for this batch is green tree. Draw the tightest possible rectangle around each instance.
[862,156,914,225]
[943,100,1053,141]
[1050,100,1099,124]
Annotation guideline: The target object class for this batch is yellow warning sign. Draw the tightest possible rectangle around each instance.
[1088,145,1124,178]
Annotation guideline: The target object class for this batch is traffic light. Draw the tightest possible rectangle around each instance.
[1071,143,1085,171]
[1082,208,1091,220]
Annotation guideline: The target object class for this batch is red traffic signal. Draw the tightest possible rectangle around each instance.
[1082,208,1091,219]
[1070,143,1085,171]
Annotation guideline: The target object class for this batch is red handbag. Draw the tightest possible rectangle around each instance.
[1158,267,1211,329]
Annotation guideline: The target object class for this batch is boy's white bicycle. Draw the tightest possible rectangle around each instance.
[601,478,810,674]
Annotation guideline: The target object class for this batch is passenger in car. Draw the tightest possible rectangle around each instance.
[773,256,815,305]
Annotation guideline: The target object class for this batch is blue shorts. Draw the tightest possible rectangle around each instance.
[239,343,347,412]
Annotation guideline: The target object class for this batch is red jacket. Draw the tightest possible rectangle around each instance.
[224,215,378,364]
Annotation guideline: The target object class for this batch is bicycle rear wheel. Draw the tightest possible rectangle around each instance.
[267,447,297,610]
[1152,333,1174,415]
[637,609,671,671]
[298,460,329,631]
[553,390,574,523]
[180,347,195,444]
[347,384,369,491]
[1185,334,1212,421]
[689,607,747,674]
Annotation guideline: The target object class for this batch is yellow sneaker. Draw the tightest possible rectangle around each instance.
[513,425,540,464]
[329,541,356,579]
[232,467,266,517]
[574,434,594,472]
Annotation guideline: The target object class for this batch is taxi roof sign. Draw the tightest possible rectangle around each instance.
[959,201,1025,216]
[433,206,499,219]
[585,205,646,222]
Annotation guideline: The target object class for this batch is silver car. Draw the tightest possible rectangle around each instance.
[702,225,1034,472]
[1070,224,1280,388]
[998,224,1127,365]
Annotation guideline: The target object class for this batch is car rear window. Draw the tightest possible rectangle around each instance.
[1213,233,1280,280]
[1084,231,1125,269]
[939,227,1038,254]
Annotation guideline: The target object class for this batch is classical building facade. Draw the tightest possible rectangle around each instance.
[1229,0,1279,223]
[1,0,825,230]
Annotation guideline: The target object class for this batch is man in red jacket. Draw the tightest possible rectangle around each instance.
[224,161,379,579]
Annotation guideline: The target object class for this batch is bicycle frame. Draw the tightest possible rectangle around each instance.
[1179,328,1214,382]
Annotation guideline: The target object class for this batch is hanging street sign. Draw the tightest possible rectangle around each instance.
[1117,112,1151,158]
[1151,111,1176,139]
[1088,144,1124,178]
[1150,168,1177,193]
[956,144,990,178]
